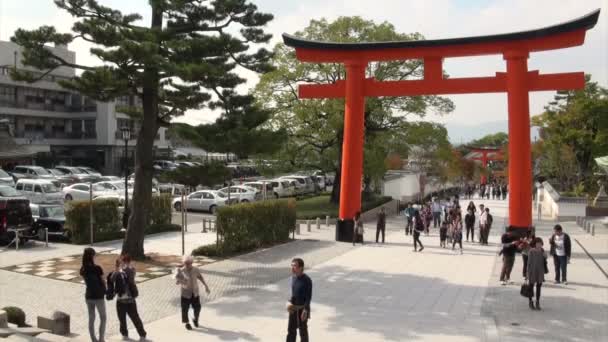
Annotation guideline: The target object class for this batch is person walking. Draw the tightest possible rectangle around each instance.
[452,212,464,254]
[175,255,211,330]
[413,210,425,252]
[527,237,548,310]
[549,224,571,285]
[404,203,416,236]
[521,231,535,280]
[423,204,433,235]
[353,211,364,245]
[439,219,448,248]
[499,232,520,285]
[375,207,386,243]
[464,209,475,242]
[286,258,312,342]
[483,208,494,245]
[109,254,147,340]
[80,248,107,342]
[478,204,486,244]
[432,199,442,228]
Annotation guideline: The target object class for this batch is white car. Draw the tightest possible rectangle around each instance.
[218,185,260,203]
[15,179,63,204]
[242,181,275,199]
[62,183,119,201]
[280,176,312,195]
[267,179,296,198]
[172,190,234,214]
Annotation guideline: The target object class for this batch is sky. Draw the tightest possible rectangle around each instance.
[0,0,606,140]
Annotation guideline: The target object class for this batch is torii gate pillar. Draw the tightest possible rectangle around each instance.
[505,52,533,228]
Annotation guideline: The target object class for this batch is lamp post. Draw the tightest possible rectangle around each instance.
[121,126,131,229]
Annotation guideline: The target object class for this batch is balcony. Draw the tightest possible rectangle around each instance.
[0,100,96,113]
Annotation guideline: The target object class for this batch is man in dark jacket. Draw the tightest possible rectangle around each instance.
[499,232,520,285]
[287,258,312,342]
[376,207,386,243]
[549,224,571,284]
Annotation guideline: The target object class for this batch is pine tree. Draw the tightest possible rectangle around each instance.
[11,0,274,258]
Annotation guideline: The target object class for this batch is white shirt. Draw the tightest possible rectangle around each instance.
[479,211,488,225]
[554,235,566,256]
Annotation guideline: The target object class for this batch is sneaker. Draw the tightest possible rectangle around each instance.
[501,281,506,286]
[564,281,568,285]
[185,323,192,330]
[193,319,199,328]
[418,247,424,252]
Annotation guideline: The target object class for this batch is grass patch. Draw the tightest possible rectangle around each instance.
[296,194,392,219]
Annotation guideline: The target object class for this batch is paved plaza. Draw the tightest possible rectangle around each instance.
[1,199,607,341]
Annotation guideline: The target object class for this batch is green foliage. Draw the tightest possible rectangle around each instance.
[65,199,121,244]
[211,199,296,256]
[192,244,222,258]
[254,17,454,200]
[466,132,509,149]
[150,194,173,225]
[532,76,608,191]
[2,306,26,327]
[65,197,174,244]
[158,163,231,188]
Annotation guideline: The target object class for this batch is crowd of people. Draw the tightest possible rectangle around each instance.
[463,182,508,200]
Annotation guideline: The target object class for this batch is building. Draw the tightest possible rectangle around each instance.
[0,40,170,175]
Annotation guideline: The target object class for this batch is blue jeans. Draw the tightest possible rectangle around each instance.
[553,255,568,282]
[432,212,441,228]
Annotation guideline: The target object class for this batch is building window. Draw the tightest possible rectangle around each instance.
[84,120,96,138]
[0,85,15,102]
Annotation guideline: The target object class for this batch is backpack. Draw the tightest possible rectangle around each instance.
[106,270,138,300]
[487,214,493,226]
[105,272,116,300]
[414,218,424,232]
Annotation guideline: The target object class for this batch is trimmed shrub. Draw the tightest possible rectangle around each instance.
[3,306,26,327]
[202,199,296,256]
[150,194,172,225]
[192,244,221,257]
[64,199,121,244]
[147,223,181,235]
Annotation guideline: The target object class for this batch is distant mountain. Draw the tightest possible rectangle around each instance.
[443,120,539,144]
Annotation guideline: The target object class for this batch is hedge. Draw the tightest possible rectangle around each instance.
[65,197,177,244]
[194,199,296,257]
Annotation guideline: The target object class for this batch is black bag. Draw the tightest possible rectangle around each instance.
[520,283,532,298]
[105,272,116,301]
[544,256,549,274]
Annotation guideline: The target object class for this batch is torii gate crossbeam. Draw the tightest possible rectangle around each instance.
[283,10,600,240]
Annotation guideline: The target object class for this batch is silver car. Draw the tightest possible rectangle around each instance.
[172,190,233,214]
[0,169,15,187]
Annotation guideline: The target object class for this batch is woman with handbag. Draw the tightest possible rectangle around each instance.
[80,247,107,342]
[526,237,547,310]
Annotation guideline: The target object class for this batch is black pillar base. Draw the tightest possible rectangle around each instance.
[506,225,534,238]
[336,219,354,242]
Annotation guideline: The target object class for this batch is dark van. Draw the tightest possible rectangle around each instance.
[0,198,34,244]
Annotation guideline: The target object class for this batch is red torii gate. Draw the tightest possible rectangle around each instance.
[465,146,505,184]
[283,10,599,239]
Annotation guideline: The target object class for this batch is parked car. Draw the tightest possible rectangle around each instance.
[30,203,68,240]
[0,169,15,187]
[218,185,260,202]
[268,179,296,198]
[157,183,186,198]
[280,176,313,195]
[76,166,102,178]
[0,185,20,198]
[98,175,122,182]
[172,190,235,214]
[15,179,63,204]
[47,168,79,187]
[10,166,58,185]
[242,181,275,199]
[62,183,119,201]
[153,160,178,171]
[0,197,33,244]
[55,166,98,183]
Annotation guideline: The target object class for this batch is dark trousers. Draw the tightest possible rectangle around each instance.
[181,295,201,324]
[375,226,385,243]
[465,225,474,241]
[522,254,529,278]
[413,230,423,250]
[286,309,308,342]
[117,301,146,338]
[433,212,441,228]
[500,255,515,281]
[528,282,542,301]
[554,255,568,282]
[405,219,412,235]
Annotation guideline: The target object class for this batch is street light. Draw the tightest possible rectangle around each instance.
[121,126,131,229]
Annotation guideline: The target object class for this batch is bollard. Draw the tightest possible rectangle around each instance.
[202,219,206,233]
[586,222,591,233]
[307,220,311,232]
[296,222,301,235]
[316,217,320,230]
[591,224,595,236]
[326,215,329,227]
[45,227,49,248]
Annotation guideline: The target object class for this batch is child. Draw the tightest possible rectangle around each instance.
[439,220,448,248]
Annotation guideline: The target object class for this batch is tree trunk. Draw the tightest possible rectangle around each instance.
[121,5,163,260]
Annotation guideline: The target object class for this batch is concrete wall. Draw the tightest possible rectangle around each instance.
[538,181,587,221]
